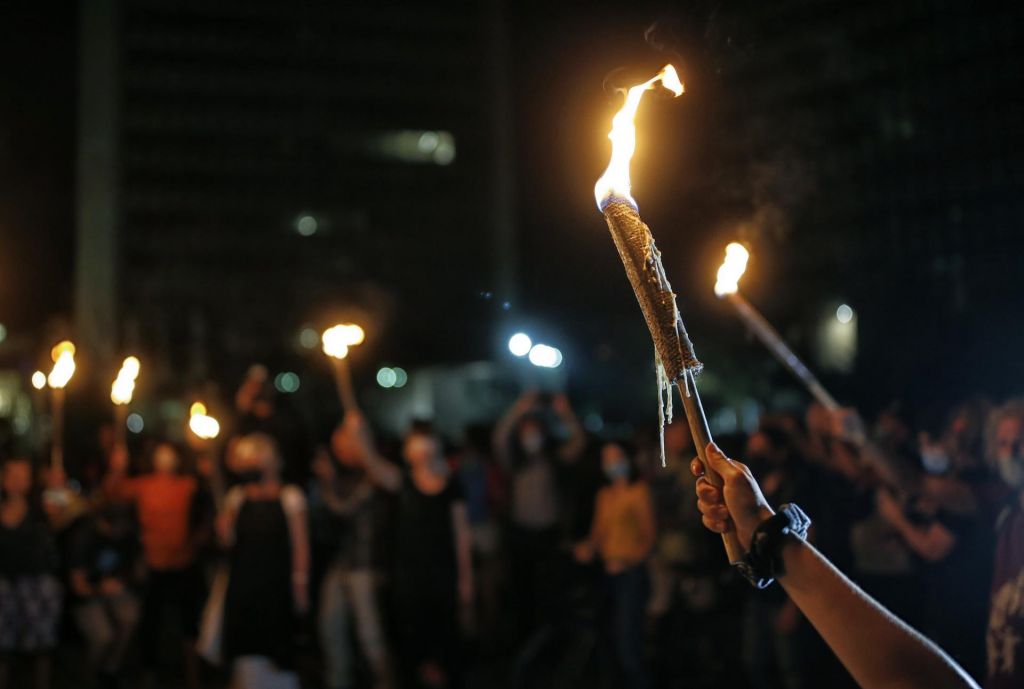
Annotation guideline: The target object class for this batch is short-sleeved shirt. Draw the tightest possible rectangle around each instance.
[987,495,1024,689]
[118,474,198,570]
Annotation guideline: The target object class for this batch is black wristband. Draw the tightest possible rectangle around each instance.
[736,503,811,589]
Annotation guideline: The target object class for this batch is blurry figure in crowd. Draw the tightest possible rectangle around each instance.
[104,442,208,689]
[353,415,473,689]
[492,391,585,636]
[575,441,656,689]
[0,457,62,689]
[453,425,504,640]
[984,399,1024,689]
[310,423,391,689]
[66,500,141,688]
[874,409,995,680]
[218,433,310,689]
[235,365,308,484]
[740,425,818,689]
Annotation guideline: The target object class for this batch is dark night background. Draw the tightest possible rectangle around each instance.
[1,0,1023,434]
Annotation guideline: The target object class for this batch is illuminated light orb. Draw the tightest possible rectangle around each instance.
[111,377,136,405]
[274,371,301,394]
[47,352,76,389]
[836,304,854,324]
[714,243,750,297]
[529,344,563,369]
[299,327,319,349]
[296,215,318,237]
[508,333,532,357]
[121,356,141,380]
[31,371,47,390]
[50,340,76,363]
[189,401,207,417]
[126,413,145,434]
[376,367,397,388]
[393,367,408,388]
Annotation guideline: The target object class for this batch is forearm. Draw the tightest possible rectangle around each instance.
[361,451,401,492]
[778,537,977,689]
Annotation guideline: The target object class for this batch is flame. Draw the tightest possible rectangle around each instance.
[714,242,750,297]
[594,64,684,210]
[47,351,76,389]
[121,356,141,380]
[50,340,76,363]
[322,323,363,359]
[31,371,47,390]
[111,356,141,405]
[188,401,220,439]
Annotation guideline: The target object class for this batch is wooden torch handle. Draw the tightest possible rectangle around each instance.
[331,357,359,414]
[677,370,745,565]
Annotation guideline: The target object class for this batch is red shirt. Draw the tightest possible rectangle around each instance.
[120,474,198,571]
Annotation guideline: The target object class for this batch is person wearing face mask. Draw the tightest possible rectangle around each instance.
[218,433,310,689]
[104,441,207,689]
[983,399,1024,689]
[574,441,656,689]
[350,418,473,689]
[492,391,585,639]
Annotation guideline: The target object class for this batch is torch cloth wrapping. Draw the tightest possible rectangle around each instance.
[602,201,701,381]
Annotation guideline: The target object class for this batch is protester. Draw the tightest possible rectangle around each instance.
[352,415,473,689]
[104,441,207,689]
[574,440,656,689]
[492,391,585,637]
[0,457,62,689]
[218,433,310,689]
[66,499,141,688]
[983,399,1024,689]
[313,425,391,689]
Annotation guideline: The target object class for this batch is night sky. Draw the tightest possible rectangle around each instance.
[2,1,1023,422]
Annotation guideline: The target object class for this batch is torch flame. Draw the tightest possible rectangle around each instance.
[594,64,684,210]
[714,242,750,297]
[111,356,141,405]
[322,323,363,359]
[188,401,220,439]
[47,351,76,389]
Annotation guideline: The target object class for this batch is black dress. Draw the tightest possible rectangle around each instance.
[392,473,463,686]
[222,493,295,669]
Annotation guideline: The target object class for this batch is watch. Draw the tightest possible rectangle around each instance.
[736,503,811,589]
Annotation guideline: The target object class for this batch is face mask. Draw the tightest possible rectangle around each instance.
[604,462,629,481]
[996,452,1024,489]
[521,432,544,455]
[237,469,263,485]
[921,447,951,475]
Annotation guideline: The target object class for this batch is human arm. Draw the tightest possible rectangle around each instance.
[875,490,956,563]
[692,443,979,689]
[552,393,585,463]
[574,491,607,563]
[282,487,311,614]
[336,412,402,493]
[492,391,539,469]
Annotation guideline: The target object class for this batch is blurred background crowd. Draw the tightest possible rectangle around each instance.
[2,370,1023,689]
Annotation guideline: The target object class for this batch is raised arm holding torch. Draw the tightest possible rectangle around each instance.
[594,64,743,565]
[322,323,364,413]
[46,340,77,474]
[110,356,140,449]
[714,243,840,411]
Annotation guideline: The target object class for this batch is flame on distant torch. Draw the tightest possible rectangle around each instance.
[47,350,76,389]
[714,243,750,297]
[189,401,220,440]
[322,324,364,360]
[111,356,141,405]
[594,64,683,210]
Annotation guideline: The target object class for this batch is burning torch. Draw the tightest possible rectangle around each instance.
[594,64,743,564]
[188,402,221,440]
[322,323,365,413]
[110,356,141,448]
[714,243,840,411]
[46,341,77,474]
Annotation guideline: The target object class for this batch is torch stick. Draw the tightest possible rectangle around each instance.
[726,291,840,411]
[331,357,359,414]
[601,200,744,565]
[51,387,65,475]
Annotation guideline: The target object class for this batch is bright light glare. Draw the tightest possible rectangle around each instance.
[111,377,136,405]
[836,304,854,324]
[508,333,532,357]
[274,372,301,393]
[299,327,319,349]
[528,344,563,368]
[296,215,318,237]
[377,367,397,388]
[188,401,220,439]
[50,340,76,363]
[322,323,364,358]
[31,371,46,390]
[47,351,76,389]
[393,367,408,388]
[121,356,141,380]
[189,401,207,416]
[714,243,750,297]
[127,413,144,434]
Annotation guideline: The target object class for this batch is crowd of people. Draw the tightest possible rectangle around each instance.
[1,371,1022,689]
